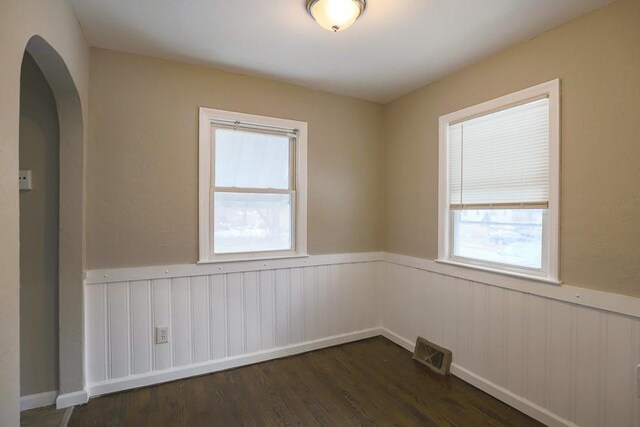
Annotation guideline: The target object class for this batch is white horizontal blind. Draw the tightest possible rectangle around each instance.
[214,128,291,190]
[449,98,550,209]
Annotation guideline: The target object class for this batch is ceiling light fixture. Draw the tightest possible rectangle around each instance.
[306,0,366,33]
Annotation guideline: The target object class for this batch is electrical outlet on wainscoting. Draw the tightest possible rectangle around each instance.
[155,326,169,344]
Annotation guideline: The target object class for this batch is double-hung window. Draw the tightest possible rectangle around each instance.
[438,80,560,282]
[199,108,307,262]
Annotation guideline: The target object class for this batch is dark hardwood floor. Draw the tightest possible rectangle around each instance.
[69,337,542,426]
[20,405,67,427]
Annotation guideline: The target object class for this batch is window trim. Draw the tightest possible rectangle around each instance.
[437,80,561,283]
[198,107,308,263]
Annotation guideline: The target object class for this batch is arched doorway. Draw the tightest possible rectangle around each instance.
[20,35,86,409]
[19,48,61,412]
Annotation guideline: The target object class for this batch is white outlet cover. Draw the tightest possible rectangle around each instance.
[155,326,169,344]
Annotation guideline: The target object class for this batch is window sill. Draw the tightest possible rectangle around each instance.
[435,258,561,286]
[198,253,310,265]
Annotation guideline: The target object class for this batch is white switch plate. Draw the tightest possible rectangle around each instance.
[19,170,32,191]
[155,326,169,344]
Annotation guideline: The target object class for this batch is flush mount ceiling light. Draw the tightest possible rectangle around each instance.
[306,0,366,32]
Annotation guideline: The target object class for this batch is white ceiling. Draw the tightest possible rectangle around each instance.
[69,0,615,103]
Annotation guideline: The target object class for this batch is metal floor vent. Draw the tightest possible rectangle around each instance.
[412,337,452,375]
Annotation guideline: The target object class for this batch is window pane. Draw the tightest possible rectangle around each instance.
[453,209,543,269]
[215,128,290,189]
[214,192,292,254]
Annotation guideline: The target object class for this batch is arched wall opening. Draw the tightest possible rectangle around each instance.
[19,49,61,405]
[22,35,86,406]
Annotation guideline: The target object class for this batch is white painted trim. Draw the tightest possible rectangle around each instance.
[438,111,450,267]
[85,251,640,318]
[198,107,308,263]
[56,389,88,409]
[197,253,310,265]
[379,328,574,427]
[451,365,575,427]
[20,390,58,411]
[87,328,382,398]
[384,252,640,318]
[547,80,561,281]
[296,122,308,260]
[379,327,414,351]
[435,258,561,285]
[85,252,383,284]
[198,107,212,263]
[437,79,561,282]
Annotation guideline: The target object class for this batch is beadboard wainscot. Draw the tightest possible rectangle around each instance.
[84,253,384,398]
[381,252,640,427]
[80,251,640,427]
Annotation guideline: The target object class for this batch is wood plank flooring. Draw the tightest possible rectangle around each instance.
[69,337,542,426]
[20,405,67,427]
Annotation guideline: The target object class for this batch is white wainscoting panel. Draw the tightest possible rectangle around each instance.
[85,258,383,397]
[381,259,640,427]
[84,251,640,426]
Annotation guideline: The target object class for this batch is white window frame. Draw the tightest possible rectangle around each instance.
[437,80,561,284]
[198,107,308,263]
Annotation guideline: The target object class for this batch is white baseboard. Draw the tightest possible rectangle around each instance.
[56,390,88,409]
[20,390,58,411]
[451,364,574,427]
[88,328,383,398]
[380,328,415,351]
[70,325,576,426]
[379,328,575,427]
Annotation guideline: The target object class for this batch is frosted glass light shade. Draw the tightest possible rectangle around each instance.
[307,0,366,32]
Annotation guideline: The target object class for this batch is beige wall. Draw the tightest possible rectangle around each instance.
[19,53,60,397]
[0,1,636,419]
[0,0,89,421]
[87,49,385,269]
[383,0,640,297]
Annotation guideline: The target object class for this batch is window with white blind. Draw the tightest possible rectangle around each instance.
[438,80,560,282]
[199,108,307,262]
